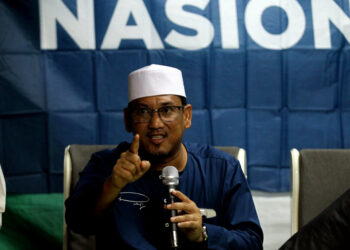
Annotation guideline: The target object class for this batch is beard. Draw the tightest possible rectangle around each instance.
[139,138,183,165]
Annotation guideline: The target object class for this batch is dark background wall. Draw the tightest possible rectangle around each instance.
[1,0,350,192]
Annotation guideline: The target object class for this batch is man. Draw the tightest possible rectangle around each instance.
[65,64,263,249]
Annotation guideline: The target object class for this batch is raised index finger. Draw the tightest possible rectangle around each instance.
[129,134,140,154]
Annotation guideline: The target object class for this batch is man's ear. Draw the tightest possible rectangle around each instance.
[183,104,192,129]
[123,108,132,132]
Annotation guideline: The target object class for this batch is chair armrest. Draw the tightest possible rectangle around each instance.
[291,148,300,235]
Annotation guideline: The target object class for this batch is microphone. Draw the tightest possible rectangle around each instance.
[162,166,179,249]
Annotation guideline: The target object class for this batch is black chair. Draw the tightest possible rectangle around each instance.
[63,145,115,250]
[214,146,247,177]
[290,148,350,234]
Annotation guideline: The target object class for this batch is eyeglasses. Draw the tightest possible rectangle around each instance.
[131,105,185,123]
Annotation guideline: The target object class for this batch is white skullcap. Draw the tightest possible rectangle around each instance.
[128,64,186,103]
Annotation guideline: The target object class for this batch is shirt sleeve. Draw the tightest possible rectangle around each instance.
[64,144,126,234]
[206,159,263,250]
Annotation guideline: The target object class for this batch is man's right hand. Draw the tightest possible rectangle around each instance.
[108,134,151,190]
[95,134,151,215]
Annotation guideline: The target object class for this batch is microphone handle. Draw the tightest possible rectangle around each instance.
[169,188,178,248]
[171,208,177,231]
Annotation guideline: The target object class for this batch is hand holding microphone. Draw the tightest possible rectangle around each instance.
[162,166,179,249]
[162,166,204,247]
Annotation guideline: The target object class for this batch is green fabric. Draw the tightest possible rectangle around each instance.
[0,193,63,250]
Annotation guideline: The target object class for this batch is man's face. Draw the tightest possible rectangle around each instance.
[125,95,192,161]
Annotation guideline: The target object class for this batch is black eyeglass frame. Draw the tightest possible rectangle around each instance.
[130,105,185,124]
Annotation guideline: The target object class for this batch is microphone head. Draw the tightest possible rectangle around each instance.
[162,166,179,186]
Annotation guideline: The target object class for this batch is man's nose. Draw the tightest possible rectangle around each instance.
[148,111,164,128]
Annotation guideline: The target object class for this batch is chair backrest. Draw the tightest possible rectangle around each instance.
[291,148,350,234]
[63,145,115,250]
[214,146,247,177]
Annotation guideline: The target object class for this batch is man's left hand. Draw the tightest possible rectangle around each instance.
[165,190,203,242]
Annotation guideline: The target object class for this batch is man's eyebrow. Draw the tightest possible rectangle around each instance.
[134,104,149,108]
[159,102,176,106]
[134,101,177,108]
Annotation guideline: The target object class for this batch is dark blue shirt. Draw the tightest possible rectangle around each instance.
[65,142,263,249]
